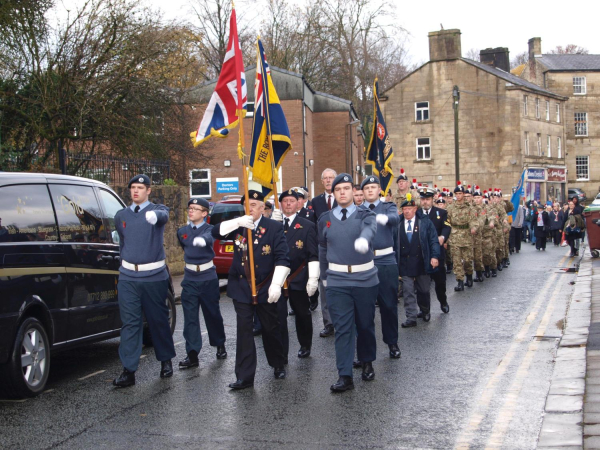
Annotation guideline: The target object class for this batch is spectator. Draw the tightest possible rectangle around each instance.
[532,205,549,251]
[510,202,525,254]
[564,200,585,257]
[549,203,565,246]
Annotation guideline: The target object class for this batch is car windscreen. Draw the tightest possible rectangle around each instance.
[209,203,245,227]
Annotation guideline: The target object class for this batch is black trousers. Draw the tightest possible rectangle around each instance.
[233,300,284,382]
[552,229,562,245]
[509,228,522,252]
[277,290,313,357]
[429,267,447,305]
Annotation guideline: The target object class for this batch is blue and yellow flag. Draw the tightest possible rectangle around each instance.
[249,39,292,197]
[365,79,394,197]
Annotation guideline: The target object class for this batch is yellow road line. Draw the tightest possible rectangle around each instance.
[78,370,106,381]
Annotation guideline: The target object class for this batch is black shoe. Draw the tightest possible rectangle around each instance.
[253,328,262,336]
[505,258,510,266]
[440,302,450,314]
[160,360,173,378]
[484,266,491,278]
[454,280,464,291]
[353,359,363,368]
[309,299,318,311]
[401,320,417,328]
[229,379,253,390]
[113,368,135,387]
[288,308,295,316]
[465,274,473,288]
[491,269,497,277]
[298,346,311,358]
[179,351,199,369]
[216,345,227,359]
[474,271,484,282]
[416,311,424,318]
[446,265,453,274]
[274,367,286,379]
[389,344,401,359]
[283,357,288,366]
[362,362,375,381]
[497,263,503,272]
[319,324,334,337]
[330,376,354,392]
[502,259,509,268]
[422,312,431,322]
[516,249,520,253]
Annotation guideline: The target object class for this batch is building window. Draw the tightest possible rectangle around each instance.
[575,112,588,136]
[546,101,550,121]
[573,77,586,95]
[189,169,211,198]
[524,132,529,155]
[245,102,255,118]
[535,99,540,119]
[547,135,551,157]
[415,101,429,121]
[523,96,528,116]
[537,134,542,156]
[576,156,589,180]
[416,137,431,160]
[557,137,562,158]
[556,104,560,123]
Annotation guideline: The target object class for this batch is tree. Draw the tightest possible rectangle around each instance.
[548,44,589,55]
[465,48,480,62]
[510,51,528,69]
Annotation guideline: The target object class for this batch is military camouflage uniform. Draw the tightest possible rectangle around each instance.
[493,202,507,265]
[393,191,419,211]
[471,203,485,272]
[480,202,497,270]
[503,200,514,258]
[447,200,478,281]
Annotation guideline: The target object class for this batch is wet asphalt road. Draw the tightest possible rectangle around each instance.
[0,242,580,449]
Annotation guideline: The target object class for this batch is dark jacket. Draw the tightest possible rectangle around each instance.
[420,206,450,263]
[311,192,337,221]
[532,211,550,238]
[397,211,440,277]
[297,206,316,224]
[549,210,565,231]
[284,215,318,290]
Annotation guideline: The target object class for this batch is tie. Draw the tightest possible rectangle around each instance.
[341,208,347,221]
[284,218,289,232]
[407,220,412,243]
[134,205,140,213]
[369,204,375,210]
[425,209,429,215]
[192,226,197,230]
[327,195,332,210]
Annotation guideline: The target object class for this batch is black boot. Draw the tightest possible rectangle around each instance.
[446,263,453,274]
[474,271,483,282]
[484,266,491,278]
[466,274,473,288]
[491,268,498,277]
[454,280,464,291]
[179,350,199,369]
[503,258,509,268]
[497,263,503,272]
[506,257,511,266]
[113,368,136,387]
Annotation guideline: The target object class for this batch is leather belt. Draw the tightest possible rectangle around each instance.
[122,259,166,272]
[373,247,393,256]
[329,261,374,274]
[185,261,214,272]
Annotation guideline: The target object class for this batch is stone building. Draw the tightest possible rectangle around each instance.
[518,38,600,200]
[380,29,569,203]
[184,66,364,202]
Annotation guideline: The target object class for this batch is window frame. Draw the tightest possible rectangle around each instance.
[416,137,431,161]
[523,95,528,116]
[556,104,561,123]
[573,77,587,95]
[547,135,551,157]
[537,133,542,156]
[245,102,255,118]
[557,137,562,159]
[524,131,529,155]
[415,101,430,122]
[189,168,212,198]
[535,98,540,119]
[575,112,588,137]
[545,101,550,121]
[576,155,590,181]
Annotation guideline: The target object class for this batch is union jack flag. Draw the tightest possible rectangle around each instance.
[191,9,247,147]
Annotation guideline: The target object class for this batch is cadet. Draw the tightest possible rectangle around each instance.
[393,168,410,210]
[481,191,499,278]
[318,173,378,392]
[447,182,478,291]
[176,198,227,370]
[360,176,401,359]
[211,190,290,390]
[276,189,319,360]
[471,187,486,282]
[113,175,176,388]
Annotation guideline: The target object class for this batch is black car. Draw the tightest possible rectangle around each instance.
[0,173,176,398]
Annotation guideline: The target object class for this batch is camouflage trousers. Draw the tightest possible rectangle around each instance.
[504,230,510,257]
[446,241,453,268]
[473,234,484,271]
[495,230,505,264]
[452,245,473,281]
[482,233,497,268]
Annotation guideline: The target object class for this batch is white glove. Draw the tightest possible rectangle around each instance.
[145,211,157,225]
[354,237,369,254]
[271,209,283,222]
[322,279,327,287]
[193,237,206,247]
[376,214,389,225]
[219,215,254,236]
[268,265,291,303]
[306,261,320,296]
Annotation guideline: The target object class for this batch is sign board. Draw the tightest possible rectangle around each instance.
[526,168,546,181]
[547,167,566,183]
[216,177,239,193]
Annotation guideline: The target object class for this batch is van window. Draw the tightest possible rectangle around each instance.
[49,185,106,243]
[98,189,125,244]
[0,185,58,242]
[209,202,245,227]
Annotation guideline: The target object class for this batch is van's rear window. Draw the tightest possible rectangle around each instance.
[209,203,244,226]
[0,185,58,242]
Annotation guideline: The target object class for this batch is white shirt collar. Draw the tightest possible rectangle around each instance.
[254,216,262,228]
[284,213,297,224]
[405,217,414,231]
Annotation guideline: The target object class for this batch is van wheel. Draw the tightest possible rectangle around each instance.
[142,291,177,347]
[0,318,51,399]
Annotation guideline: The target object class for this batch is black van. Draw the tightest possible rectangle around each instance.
[0,173,177,398]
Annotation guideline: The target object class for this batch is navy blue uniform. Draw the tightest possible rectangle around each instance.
[312,192,337,221]
[298,206,316,224]
[421,206,450,308]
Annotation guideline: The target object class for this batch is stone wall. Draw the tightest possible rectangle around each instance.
[114,185,187,276]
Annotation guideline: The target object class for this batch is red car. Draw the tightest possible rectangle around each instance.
[208,195,245,276]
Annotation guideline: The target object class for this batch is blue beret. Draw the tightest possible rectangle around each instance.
[331,173,353,191]
[360,175,380,190]
[128,174,151,188]
[279,189,299,202]
[188,198,210,209]
[241,190,265,205]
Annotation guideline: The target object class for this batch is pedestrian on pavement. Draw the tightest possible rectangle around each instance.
[398,193,441,328]
[112,174,176,388]
[564,200,586,257]
[176,198,227,370]
[360,176,401,359]
[211,190,290,390]
[317,173,378,392]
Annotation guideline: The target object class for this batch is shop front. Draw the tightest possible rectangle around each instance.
[546,167,567,204]
[525,168,546,202]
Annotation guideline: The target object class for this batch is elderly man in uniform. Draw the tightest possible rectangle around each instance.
[318,173,378,392]
[276,189,319,360]
[360,175,401,358]
[176,198,227,370]
[397,193,441,328]
[295,187,316,224]
[112,175,176,387]
[211,190,290,390]
[447,182,478,292]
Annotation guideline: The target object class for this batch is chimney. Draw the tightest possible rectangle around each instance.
[479,47,510,72]
[428,29,462,61]
[528,37,542,60]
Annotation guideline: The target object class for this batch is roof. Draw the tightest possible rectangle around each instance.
[511,64,526,76]
[461,58,566,99]
[536,54,600,71]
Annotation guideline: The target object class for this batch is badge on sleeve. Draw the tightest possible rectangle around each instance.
[296,240,304,249]
[262,245,271,255]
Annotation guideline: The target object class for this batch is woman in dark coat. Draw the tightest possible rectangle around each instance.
[533,206,550,251]
[564,200,586,257]
[549,203,565,246]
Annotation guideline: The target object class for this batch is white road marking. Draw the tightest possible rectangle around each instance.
[78,370,106,381]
